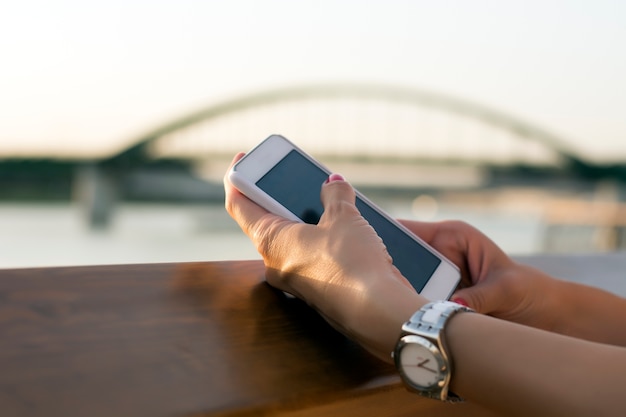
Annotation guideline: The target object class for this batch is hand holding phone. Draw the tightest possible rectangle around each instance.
[228,135,460,300]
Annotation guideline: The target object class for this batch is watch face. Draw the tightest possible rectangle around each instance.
[397,335,446,389]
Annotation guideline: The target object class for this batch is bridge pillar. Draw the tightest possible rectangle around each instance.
[73,164,117,229]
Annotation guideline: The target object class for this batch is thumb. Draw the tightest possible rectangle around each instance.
[319,174,358,222]
[451,278,504,315]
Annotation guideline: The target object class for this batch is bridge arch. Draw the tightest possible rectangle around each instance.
[111,83,584,170]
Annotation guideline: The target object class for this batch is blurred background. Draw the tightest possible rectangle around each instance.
[1,0,626,268]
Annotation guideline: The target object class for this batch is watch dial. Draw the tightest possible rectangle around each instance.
[400,341,444,388]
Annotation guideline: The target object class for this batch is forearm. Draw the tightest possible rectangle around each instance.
[447,312,626,417]
[550,279,626,346]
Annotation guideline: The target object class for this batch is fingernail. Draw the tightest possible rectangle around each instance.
[325,173,345,183]
[452,298,470,308]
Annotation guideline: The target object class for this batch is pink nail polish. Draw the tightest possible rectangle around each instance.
[326,173,345,183]
[452,298,470,308]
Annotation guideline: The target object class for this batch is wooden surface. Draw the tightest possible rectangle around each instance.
[0,260,505,416]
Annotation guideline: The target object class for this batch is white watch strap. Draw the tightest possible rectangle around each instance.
[404,301,472,340]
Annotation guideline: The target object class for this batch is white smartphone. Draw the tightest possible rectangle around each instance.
[229,134,461,300]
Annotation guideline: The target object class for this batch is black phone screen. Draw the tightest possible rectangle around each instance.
[256,150,441,292]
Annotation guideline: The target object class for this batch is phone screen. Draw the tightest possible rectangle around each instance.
[256,150,441,292]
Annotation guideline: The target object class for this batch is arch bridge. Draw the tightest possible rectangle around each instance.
[110,83,588,171]
[82,83,622,226]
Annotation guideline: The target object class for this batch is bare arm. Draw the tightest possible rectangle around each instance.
[447,310,625,417]
[368,273,626,417]
[551,279,626,345]
[224,155,626,416]
[400,219,626,346]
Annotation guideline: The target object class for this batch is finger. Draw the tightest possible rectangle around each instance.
[397,219,442,243]
[398,219,477,259]
[399,219,513,285]
[318,175,410,290]
[223,153,273,237]
[318,174,359,225]
[398,219,472,282]
[451,279,505,315]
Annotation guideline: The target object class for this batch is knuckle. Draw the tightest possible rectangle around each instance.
[324,200,360,220]
[439,219,473,233]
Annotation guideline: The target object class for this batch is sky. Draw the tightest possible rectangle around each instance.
[1,0,625,161]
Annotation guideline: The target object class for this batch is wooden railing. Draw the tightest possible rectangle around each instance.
[1,254,624,416]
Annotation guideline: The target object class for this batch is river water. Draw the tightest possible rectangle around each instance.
[0,198,546,269]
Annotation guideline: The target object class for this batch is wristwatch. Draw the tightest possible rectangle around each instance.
[392,301,473,402]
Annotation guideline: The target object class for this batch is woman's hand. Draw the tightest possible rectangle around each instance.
[225,154,426,361]
[399,219,562,333]
[225,153,626,416]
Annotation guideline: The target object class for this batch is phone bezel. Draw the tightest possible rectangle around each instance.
[229,134,460,300]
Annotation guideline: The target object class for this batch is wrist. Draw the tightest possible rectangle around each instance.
[546,278,575,334]
[393,301,474,401]
[550,278,624,343]
[362,276,426,363]
[509,264,564,333]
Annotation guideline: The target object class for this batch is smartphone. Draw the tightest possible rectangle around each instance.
[229,134,461,300]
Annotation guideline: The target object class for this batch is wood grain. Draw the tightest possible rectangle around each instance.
[0,260,497,416]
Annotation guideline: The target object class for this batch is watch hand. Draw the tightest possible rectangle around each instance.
[416,359,438,374]
[420,365,438,373]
